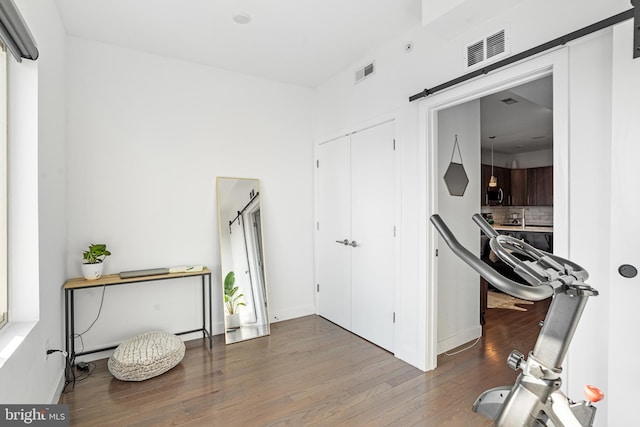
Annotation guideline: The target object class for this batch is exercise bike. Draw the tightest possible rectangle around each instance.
[431,213,604,427]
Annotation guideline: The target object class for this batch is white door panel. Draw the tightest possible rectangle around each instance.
[317,136,351,329]
[608,21,640,425]
[350,122,395,351]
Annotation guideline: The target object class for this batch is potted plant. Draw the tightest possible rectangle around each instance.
[223,271,245,329]
[81,243,111,280]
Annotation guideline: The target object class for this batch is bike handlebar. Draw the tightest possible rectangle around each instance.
[430,214,555,301]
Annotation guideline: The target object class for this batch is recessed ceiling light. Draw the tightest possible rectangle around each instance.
[232,12,251,25]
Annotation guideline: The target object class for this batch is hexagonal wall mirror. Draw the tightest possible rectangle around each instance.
[444,162,469,196]
[443,135,469,197]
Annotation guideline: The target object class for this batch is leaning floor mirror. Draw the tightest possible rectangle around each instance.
[216,177,270,344]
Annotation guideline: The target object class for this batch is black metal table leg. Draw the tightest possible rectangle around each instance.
[64,288,69,360]
[201,275,205,340]
[69,289,75,364]
[208,273,213,349]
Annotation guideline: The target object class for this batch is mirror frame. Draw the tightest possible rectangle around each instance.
[216,177,270,344]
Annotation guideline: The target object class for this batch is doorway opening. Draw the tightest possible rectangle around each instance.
[478,76,554,332]
[419,48,569,371]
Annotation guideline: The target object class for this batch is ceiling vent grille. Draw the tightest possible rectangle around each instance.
[466,40,484,67]
[355,61,375,83]
[465,28,508,69]
[486,30,506,59]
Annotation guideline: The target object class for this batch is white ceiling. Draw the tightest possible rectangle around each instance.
[480,76,553,154]
[53,1,552,151]
[54,0,423,88]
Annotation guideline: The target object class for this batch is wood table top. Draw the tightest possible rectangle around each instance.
[63,267,212,289]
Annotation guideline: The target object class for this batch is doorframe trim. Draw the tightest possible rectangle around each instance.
[418,48,570,371]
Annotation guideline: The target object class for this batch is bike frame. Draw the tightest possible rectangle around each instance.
[431,214,600,426]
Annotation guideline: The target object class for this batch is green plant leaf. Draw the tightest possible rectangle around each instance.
[83,243,111,264]
[223,271,245,314]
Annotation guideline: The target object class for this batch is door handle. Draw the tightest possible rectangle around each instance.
[349,240,358,247]
[335,239,349,246]
[619,264,638,278]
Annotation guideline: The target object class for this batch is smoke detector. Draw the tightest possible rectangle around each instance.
[232,12,251,24]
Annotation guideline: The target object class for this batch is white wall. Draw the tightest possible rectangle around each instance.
[313,0,630,422]
[65,37,315,357]
[437,100,481,353]
[0,0,68,403]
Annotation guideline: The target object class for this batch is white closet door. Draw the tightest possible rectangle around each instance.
[317,136,351,330]
[350,121,395,351]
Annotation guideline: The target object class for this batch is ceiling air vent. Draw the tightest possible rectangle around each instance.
[486,30,506,59]
[464,28,508,69]
[467,40,484,67]
[355,61,375,83]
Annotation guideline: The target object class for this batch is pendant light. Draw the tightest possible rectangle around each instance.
[489,137,498,188]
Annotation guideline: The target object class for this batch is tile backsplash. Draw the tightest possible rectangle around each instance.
[480,205,553,226]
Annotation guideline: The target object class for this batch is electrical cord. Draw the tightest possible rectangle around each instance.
[46,349,76,394]
[59,285,107,394]
[63,355,75,393]
[76,284,107,336]
[74,362,96,382]
[444,336,481,356]
[73,284,107,354]
[58,357,97,393]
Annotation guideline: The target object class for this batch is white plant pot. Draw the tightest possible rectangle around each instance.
[82,262,104,280]
[225,313,241,329]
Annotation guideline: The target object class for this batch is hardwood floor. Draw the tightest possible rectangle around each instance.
[59,299,550,426]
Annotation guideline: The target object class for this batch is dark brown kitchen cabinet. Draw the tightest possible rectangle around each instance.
[509,166,553,206]
[482,165,552,206]
[510,169,528,206]
[527,166,553,206]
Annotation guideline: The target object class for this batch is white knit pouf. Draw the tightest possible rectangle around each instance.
[107,331,185,381]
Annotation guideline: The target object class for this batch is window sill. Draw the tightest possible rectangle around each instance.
[0,321,37,368]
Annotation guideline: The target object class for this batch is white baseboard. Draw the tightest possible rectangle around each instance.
[437,325,482,355]
[48,365,67,404]
[270,304,315,323]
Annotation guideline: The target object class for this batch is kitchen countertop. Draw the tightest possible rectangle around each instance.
[492,224,554,233]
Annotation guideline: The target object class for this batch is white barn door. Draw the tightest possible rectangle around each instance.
[608,20,640,425]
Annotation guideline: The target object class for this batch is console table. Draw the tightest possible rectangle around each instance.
[63,268,213,366]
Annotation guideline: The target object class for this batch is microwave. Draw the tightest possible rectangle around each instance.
[486,187,504,205]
